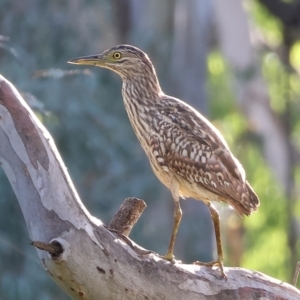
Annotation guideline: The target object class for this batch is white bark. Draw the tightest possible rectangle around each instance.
[0,74,299,299]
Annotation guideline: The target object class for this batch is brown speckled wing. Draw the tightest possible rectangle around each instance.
[150,96,259,214]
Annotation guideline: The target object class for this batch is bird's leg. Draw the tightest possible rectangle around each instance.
[163,197,182,262]
[208,202,224,270]
[194,202,226,278]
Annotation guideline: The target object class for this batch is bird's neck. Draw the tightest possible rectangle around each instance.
[121,73,162,147]
[122,72,162,106]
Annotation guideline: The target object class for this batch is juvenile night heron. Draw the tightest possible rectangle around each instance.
[68,44,259,277]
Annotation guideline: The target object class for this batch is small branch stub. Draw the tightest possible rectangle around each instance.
[109,197,147,236]
[31,240,63,257]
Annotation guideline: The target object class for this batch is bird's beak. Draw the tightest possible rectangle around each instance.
[68,54,106,67]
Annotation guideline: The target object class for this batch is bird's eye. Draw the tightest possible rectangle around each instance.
[113,52,122,59]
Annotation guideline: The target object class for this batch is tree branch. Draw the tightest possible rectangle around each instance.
[31,240,63,256]
[109,197,146,236]
[0,74,299,299]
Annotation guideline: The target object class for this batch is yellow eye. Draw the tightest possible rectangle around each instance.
[113,52,122,59]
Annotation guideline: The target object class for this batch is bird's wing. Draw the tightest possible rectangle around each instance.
[149,96,256,211]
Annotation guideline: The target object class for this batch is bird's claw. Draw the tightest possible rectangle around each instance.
[193,260,227,278]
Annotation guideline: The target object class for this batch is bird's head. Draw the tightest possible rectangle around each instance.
[68,44,156,79]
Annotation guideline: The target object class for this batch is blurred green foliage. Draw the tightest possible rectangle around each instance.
[207,47,297,282]
[0,0,299,299]
[248,0,283,47]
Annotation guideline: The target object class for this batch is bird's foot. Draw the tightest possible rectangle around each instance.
[193,260,227,278]
[160,252,181,264]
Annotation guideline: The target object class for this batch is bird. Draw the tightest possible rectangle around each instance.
[68,44,260,277]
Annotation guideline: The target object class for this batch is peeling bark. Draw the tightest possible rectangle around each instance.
[0,74,299,299]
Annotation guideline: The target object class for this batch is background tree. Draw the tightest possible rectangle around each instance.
[0,0,299,299]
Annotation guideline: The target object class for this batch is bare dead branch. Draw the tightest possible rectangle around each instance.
[0,74,299,299]
[109,197,147,236]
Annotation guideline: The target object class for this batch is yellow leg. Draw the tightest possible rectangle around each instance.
[163,198,182,262]
[194,202,226,278]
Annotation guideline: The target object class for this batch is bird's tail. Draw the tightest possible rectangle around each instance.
[231,181,260,216]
